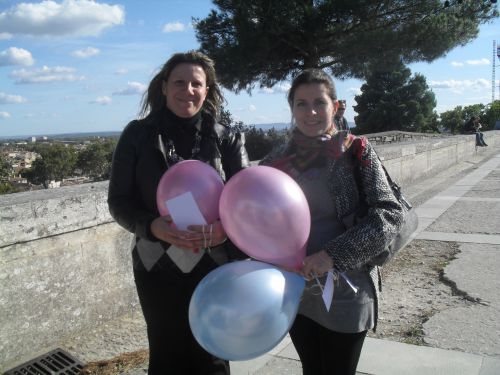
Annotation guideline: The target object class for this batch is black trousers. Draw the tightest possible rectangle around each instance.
[289,314,367,375]
[134,255,230,375]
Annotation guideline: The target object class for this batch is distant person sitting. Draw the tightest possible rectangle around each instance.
[463,116,487,147]
[334,99,350,133]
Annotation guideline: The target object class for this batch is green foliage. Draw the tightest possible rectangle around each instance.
[0,182,16,194]
[439,106,464,133]
[194,0,498,92]
[219,106,234,126]
[241,126,286,161]
[0,153,10,180]
[76,139,116,180]
[353,62,437,133]
[439,101,500,133]
[483,100,500,130]
[230,121,286,161]
[23,143,77,187]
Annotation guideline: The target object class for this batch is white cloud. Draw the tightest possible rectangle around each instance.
[248,104,257,112]
[348,87,362,96]
[451,61,464,67]
[71,47,100,58]
[0,111,11,118]
[115,68,128,75]
[0,32,12,40]
[259,87,274,94]
[0,0,124,38]
[466,58,489,66]
[11,66,85,84]
[112,81,147,95]
[163,21,185,33]
[275,83,291,93]
[259,83,291,94]
[0,92,27,104]
[0,47,35,66]
[92,96,112,105]
[429,78,489,93]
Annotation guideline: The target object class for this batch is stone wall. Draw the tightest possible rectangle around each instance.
[0,131,499,370]
[0,182,138,370]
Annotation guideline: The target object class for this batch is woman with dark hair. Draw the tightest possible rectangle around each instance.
[108,50,249,374]
[261,69,404,375]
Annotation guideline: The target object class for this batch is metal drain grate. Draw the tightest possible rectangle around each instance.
[3,348,84,375]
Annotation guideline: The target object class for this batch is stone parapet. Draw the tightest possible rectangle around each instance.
[363,130,448,145]
[0,130,499,371]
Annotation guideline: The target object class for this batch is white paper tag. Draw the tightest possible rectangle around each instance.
[322,271,335,312]
[165,191,207,230]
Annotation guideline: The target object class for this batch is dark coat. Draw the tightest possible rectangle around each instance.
[107,111,249,242]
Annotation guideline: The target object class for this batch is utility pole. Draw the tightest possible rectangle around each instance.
[497,41,500,102]
[493,40,497,103]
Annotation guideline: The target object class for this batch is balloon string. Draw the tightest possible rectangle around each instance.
[312,269,358,294]
[202,226,207,249]
[312,272,324,293]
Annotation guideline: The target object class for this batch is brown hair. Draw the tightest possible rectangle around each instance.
[287,69,337,108]
[140,50,224,120]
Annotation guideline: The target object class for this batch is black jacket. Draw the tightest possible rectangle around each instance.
[108,110,249,243]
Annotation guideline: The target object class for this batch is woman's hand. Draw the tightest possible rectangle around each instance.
[300,250,334,280]
[188,220,228,248]
[150,215,204,251]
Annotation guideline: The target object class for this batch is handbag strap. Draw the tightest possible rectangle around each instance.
[377,161,412,210]
[347,139,412,211]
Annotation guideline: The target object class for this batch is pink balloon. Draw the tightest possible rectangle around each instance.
[156,160,224,224]
[219,166,310,269]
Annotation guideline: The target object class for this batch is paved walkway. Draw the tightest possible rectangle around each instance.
[229,335,500,375]
[229,151,500,374]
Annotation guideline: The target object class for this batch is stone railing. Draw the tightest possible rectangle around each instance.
[362,130,450,145]
[1,131,499,371]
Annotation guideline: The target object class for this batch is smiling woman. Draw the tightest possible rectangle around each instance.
[259,69,405,375]
[107,50,249,374]
[291,83,338,137]
[162,63,208,118]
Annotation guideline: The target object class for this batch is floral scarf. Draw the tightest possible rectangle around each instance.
[271,127,366,178]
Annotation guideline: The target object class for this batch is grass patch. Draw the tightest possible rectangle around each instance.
[402,325,425,346]
[80,349,148,375]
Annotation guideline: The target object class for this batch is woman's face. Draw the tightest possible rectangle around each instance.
[292,83,336,137]
[163,63,208,118]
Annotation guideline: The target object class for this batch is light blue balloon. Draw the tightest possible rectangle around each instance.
[189,260,305,361]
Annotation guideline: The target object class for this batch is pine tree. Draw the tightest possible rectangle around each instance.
[353,61,436,133]
[194,0,498,92]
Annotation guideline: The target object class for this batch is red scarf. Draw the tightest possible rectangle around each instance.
[271,128,359,178]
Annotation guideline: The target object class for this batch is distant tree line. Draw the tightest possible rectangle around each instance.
[220,107,287,160]
[0,153,13,194]
[16,139,117,189]
[439,101,500,134]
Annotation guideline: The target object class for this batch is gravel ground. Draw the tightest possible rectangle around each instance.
[368,239,474,346]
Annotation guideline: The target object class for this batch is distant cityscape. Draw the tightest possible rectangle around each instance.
[0,123,291,194]
[0,121,359,142]
[0,131,122,142]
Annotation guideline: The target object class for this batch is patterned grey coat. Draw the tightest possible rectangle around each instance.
[260,135,405,329]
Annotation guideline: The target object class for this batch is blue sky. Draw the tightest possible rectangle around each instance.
[0,0,499,137]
